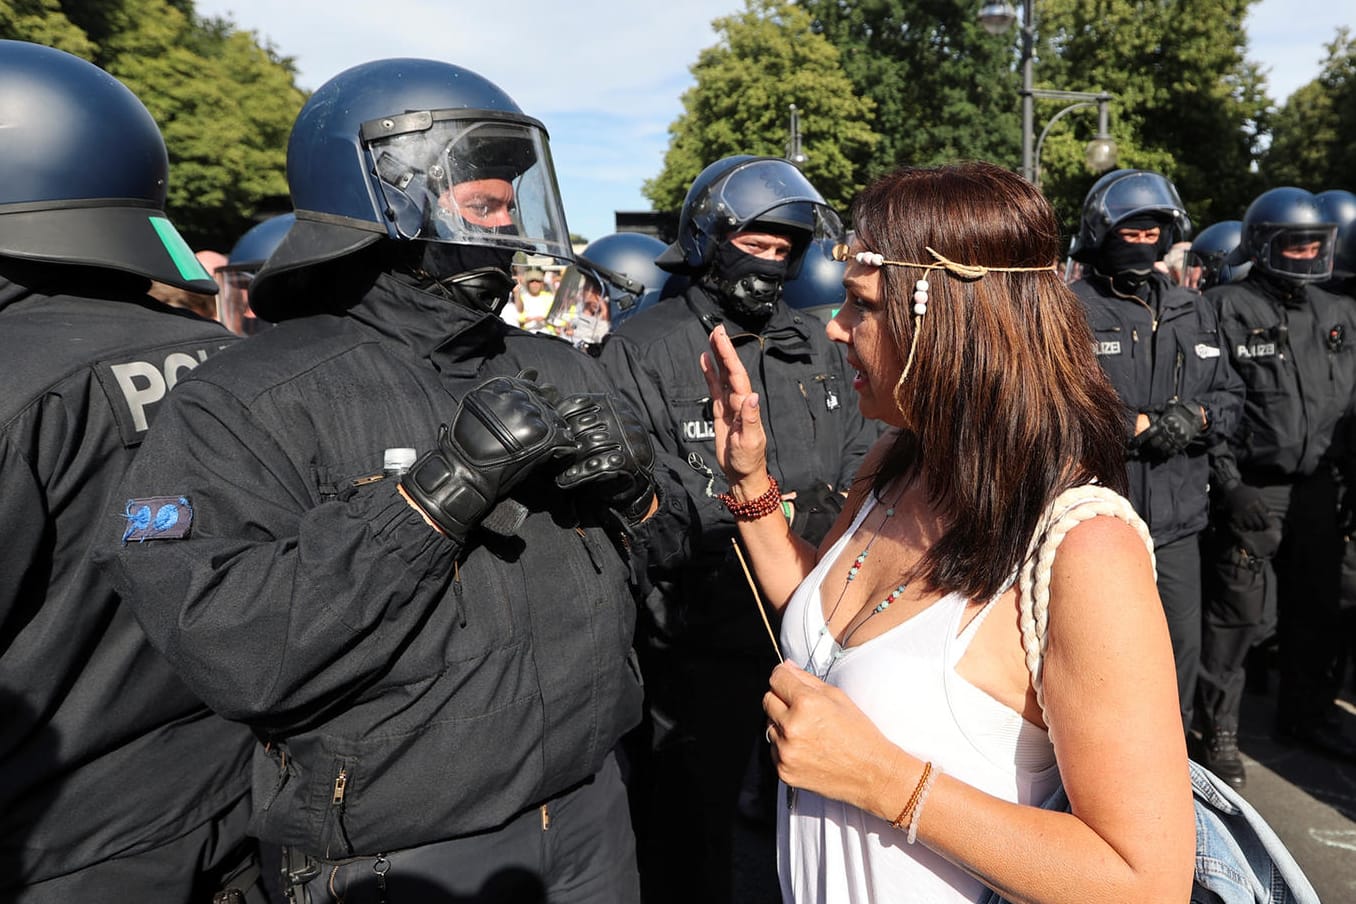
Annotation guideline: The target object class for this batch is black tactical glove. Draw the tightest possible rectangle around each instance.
[554,393,657,525]
[1219,482,1272,533]
[1130,399,1204,461]
[402,375,576,543]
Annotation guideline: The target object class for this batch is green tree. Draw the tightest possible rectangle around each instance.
[1033,0,1267,229]
[800,0,1022,180]
[3,0,305,249]
[0,0,94,54]
[1262,28,1356,192]
[642,0,877,218]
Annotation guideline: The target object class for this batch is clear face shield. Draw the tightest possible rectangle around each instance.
[361,109,572,261]
[692,159,845,273]
[548,263,611,348]
[1252,224,1338,282]
[1091,172,1189,250]
[216,266,272,336]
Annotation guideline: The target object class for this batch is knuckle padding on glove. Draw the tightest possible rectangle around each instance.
[401,377,573,541]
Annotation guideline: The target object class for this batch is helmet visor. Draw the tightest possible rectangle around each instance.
[1254,224,1337,282]
[362,110,571,260]
[217,267,273,336]
[691,159,845,243]
[548,263,611,345]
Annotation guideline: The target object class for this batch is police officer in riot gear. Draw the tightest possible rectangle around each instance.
[548,231,671,353]
[600,155,874,903]
[1069,169,1245,739]
[1186,220,1251,291]
[216,212,295,335]
[0,41,261,902]
[1202,186,1356,784]
[99,58,656,901]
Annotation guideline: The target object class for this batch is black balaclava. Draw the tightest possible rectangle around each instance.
[401,240,517,315]
[703,236,791,322]
[1093,214,1169,297]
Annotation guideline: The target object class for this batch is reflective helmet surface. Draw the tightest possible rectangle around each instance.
[549,233,670,350]
[1241,187,1337,283]
[252,58,571,318]
[655,156,843,277]
[1070,169,1192,261]
[1186,220,1249,290]
[1315,189,1356,278]
[781,238,846,323]
[217,213,295,335]
[0,40,215,293]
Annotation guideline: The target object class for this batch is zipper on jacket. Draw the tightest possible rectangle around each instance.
[332,767,349,806]
[1172,349,1185,401]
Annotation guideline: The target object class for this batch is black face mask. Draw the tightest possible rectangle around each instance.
[705,239,790,321]
[405,242,518,314]
[1094,233,1160,287]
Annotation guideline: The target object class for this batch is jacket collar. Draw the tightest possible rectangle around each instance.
[681,283,815,354]
[345,271,504,377]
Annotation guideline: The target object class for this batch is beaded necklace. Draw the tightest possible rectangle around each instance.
[806,487,909,680]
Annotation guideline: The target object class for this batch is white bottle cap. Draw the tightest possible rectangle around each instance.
[383,447,417,474]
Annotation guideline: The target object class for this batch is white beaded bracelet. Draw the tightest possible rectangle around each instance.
[906,763,941,844]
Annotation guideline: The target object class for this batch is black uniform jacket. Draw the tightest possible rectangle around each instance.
[600,284,874,652]
[99,274,644,859]
[1073,273,1244,544]
[0,274,250,885]
[1206,274,1356,481]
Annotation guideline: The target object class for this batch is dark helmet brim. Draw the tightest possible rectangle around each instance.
[0,202,218,294]
[249,214,384,321]
[654,241,689,273]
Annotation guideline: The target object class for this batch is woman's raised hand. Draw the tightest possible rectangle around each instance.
[700,324,768,489]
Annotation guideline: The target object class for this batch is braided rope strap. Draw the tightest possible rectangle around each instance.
[1016,485,1156,716]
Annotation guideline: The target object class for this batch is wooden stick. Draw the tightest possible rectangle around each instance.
[731,538,783,662]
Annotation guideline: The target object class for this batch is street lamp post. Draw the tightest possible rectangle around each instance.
[1030,89,1117,187]
[786,103,807,168]
[979,0,1034,181]
[979,2,1117,184]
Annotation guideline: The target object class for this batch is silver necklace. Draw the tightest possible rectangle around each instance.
[806,488,909,680]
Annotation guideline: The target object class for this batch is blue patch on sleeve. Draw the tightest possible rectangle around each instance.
[122,496,193,544]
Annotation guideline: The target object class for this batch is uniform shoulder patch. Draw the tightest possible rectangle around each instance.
[122,496,193,544]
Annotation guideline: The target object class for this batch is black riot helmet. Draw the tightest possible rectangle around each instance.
[217,213,294,335]
[781,238,847,323]
[550,233,669,325]
[1069,169,1192,263]
[1186,220,1250,291]
[0,40,217,294]
[251,57,572,320]
[1315,189,1356,279]
[1240,187,1337,283]
[655,155,844,279]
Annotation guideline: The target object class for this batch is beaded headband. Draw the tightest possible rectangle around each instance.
[830,243,1057,385]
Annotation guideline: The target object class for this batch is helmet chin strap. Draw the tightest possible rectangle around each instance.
[406,241,517,314]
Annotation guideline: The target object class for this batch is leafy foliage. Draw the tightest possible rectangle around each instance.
[642,0,878,218]
[1262,28,1356,192]
[2,0,305,249]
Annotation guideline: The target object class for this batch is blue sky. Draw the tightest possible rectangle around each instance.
[194,0,1353,244]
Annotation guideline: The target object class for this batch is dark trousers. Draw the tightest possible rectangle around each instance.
[1156,534,1203,733]
[626,647,774,904]
[8,792,265,904]
[1200,471,1344,735]
[293,753,637,904]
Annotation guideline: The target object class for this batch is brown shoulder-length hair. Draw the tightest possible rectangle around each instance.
[852,161,1127,601]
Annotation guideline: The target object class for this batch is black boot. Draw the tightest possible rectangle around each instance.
[1202,730,1247,788]
[1274,713,1356,764]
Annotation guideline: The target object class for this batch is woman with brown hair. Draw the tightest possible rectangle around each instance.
[700,162,1194,902]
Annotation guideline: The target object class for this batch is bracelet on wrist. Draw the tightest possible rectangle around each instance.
[716,474,782,519]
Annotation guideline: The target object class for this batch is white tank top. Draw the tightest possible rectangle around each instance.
[778,492,1059,903]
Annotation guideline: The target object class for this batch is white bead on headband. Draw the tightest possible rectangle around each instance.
[830,243,1057,385]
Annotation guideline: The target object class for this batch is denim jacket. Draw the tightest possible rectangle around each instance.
[981,760,1319,904]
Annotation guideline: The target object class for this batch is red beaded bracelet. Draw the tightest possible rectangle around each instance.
[716,474,782,519]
